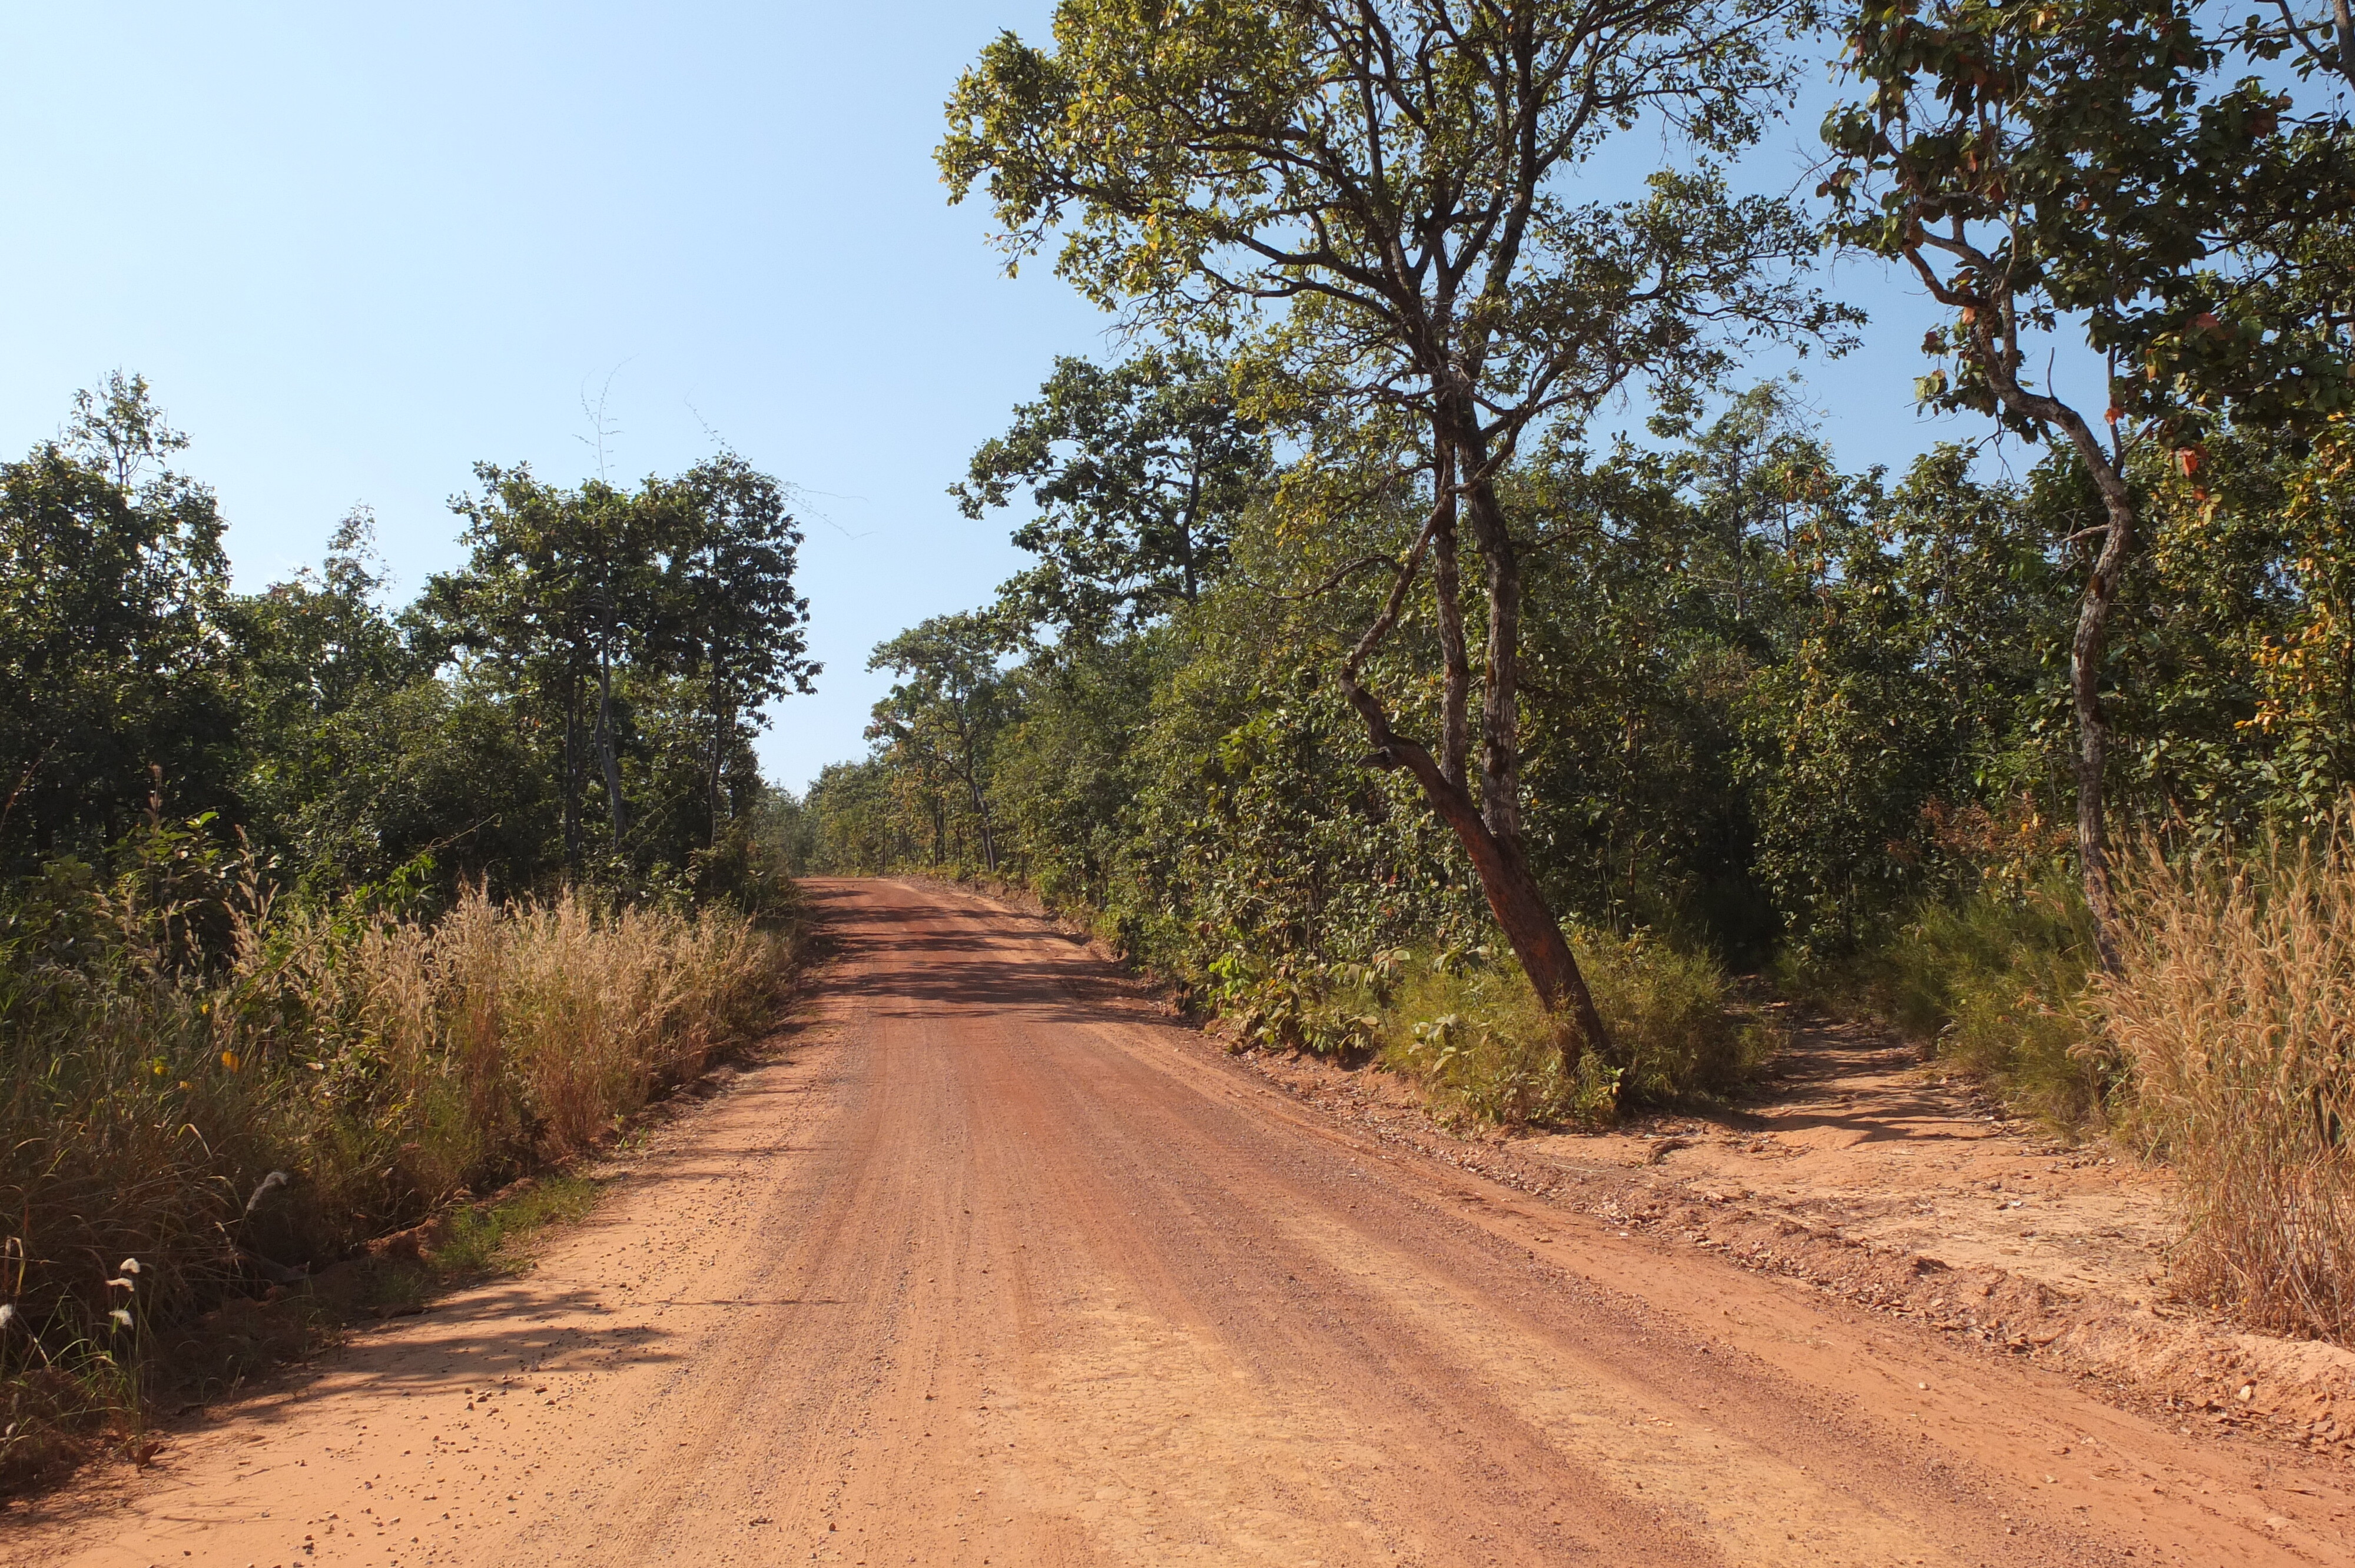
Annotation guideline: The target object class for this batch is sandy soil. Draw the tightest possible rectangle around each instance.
[1239,996,2355,1464]
[12,878,2355,1566]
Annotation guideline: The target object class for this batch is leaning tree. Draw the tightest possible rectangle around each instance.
[941,0,1846,1049]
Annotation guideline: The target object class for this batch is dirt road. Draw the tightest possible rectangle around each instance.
[17,878,2354,1566]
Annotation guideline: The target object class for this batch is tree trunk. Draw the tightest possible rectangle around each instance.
[1340,673,1611,1055]
[965,770,998,874]
[1334,438,1610,1059]
[1454,448,1529,848]
[707,650,728,848]
[595,650,629,843]
[560,672,584,872]
[2068,493,2134,974]
[1431,445,1471,789]
[1947,292,2135,974]
[1179,460,1202,603]
[1979,357,2132,974]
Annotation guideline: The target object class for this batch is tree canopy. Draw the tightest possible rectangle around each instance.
[941,0,1856,1048]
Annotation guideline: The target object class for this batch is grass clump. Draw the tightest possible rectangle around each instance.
[1578,928,1780,1108]
[2097,831,2355,1343]
[430,1175,602,1277]
[1378,929,1775,1128]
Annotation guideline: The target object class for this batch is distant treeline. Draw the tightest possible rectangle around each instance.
[812,377,2353,976]
[1,373,818,908]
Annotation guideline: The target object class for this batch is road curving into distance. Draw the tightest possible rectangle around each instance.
[17,877,2353,1566]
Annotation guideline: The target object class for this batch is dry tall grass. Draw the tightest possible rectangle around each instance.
[1,876,795,1480]
[2098,833,2355,1342]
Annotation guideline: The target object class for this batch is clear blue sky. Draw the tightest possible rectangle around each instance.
[1,5,2006,792]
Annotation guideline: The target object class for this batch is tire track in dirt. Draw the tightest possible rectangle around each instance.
[12,877,2353,1566]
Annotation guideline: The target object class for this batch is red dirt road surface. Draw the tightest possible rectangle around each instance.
[16,878,2355,1566]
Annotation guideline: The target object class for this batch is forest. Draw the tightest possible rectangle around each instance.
[808,0,2355,1338]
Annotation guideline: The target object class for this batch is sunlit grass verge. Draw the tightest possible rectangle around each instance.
[1197,926,1774,1129]
[1,861,800,1491]
[2097,832,2355,1343]
[1794,870,2110,1127]
[429,1175,602,1278]
[1372,929,1781,1128]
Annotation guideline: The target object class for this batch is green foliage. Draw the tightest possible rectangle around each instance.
[419,454,816,882]
[1381,961,1604,1127]
[953,350,1270,637]
[430,1175,602,1277]
[942,1,1858,1020]
[1577,928,1782,1108]
[864,613,1017,873]
[0,374,236,869]
[805,759,901,875]
[1825,0,2354,444]
[1376,932,1771,1127]
[824,341,2355,1155]
[1,378,818,908]
[0,378,820,1473]
[1804,869,2109,1125]
[940,0,1846,388]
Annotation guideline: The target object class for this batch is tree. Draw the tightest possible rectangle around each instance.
[1824,0,2355,965]
[429,467,662,862]
[953,350,1271,641]
[2241,0,2355,92]
[866,614,1013,874]
[807,758,904,873]
[228,511,422,866]
[648,454,820,842]
[0,374,236,866]
[941,0,1846,1049]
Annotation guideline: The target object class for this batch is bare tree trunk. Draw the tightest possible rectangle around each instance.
[1463,492,1528,844]
[1915,254,2136,972]
[949,703,999,875]
[1431,445,1471,789]
[2067,490,2134,974]
[1342,673,1610,1055]
[595,650,629,843]
[1966,328,2132,972]
[964,770,998,874]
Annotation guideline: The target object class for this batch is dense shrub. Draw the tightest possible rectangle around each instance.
[1375,929,1774,1128]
